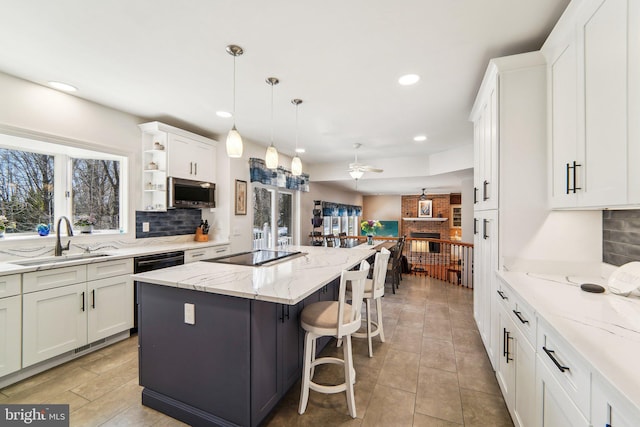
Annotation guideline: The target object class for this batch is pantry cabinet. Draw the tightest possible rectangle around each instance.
[544,0,638,208]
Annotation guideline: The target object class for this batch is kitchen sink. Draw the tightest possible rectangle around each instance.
[10,253,110,266]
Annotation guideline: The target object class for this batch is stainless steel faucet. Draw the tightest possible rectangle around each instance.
[54,216,74,256]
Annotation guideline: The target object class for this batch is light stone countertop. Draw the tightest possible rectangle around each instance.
[132,245,376,305]
[0,238,231,275]
[497,270,640,414]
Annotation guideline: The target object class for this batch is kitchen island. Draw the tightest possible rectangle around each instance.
[132,245,375,427]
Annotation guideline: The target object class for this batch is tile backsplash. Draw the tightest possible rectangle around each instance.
[603,210,640,266]
[136,209,201,238]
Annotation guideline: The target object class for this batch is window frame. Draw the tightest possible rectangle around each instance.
[0,125,129,239]
[252,182,299,248]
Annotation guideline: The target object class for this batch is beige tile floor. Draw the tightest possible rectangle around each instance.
[1,274,513,426]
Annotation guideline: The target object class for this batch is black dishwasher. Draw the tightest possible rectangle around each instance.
[132,251,185,332]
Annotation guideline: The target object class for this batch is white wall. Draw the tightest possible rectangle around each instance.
[0,72,142,239]
[300,183,362,243]
[362,195,401,222]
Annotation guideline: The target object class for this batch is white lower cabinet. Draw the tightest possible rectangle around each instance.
[0,295,21,376]
[496,303,535,427]
[535,355,589,427]
[592,376,640,427]
[184,245,230,263]
[22,259,133,368]
[87,275,133,342]
[23,282,87,367]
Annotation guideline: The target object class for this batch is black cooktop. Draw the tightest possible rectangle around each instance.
[203,249,301,266]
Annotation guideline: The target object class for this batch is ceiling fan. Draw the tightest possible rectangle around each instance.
[348,143,383,180]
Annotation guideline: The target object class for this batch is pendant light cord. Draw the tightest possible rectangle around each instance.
[295,102,299,151]
[270,82,274,145]
[232,55,236,123]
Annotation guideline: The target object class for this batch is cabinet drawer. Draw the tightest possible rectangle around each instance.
[87,258,133,280]
[495,279,512,308]
[23,266,87,293]
[185,245,229,263]
[537,320,590,418]
[509,294,536,347]
[0,274,21,298]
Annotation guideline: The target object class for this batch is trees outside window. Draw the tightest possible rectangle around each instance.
[0,132,126,235]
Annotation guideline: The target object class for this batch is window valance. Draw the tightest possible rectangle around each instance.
[249,158,310,192]
[321,201,361,217]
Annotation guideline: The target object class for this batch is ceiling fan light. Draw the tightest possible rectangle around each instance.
[265,144,279,169]
[226,126,243,158]
[291,155,302,176]
[350,170,364,180]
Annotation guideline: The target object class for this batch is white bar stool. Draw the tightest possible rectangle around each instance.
[351,247,391,357]
[298,260,370,418]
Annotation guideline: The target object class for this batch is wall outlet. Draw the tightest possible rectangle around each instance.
[184,303,195,325]
[142,222,150,232]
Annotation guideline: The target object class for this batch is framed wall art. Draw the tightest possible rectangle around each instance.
[418,199,432,218]
[235,179,247,215]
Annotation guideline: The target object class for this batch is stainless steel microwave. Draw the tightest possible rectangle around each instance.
[167,177,216,209]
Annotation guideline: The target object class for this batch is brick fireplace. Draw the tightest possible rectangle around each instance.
[401,193,459,239]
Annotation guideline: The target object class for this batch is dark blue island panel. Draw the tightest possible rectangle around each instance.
[137,280,337,427]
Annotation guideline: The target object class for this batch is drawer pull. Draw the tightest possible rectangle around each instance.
[91,289,96,309]
[513,310,529,324]
[497,290,508,300]
[191,252,205,257]
[81,291,85,312]
[543,346,570,373]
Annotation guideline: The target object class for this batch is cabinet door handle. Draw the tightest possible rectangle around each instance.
[279,305,285,323]
[497,290,508,300]
[190,162,193,174]
[483,219,489,240]
[285,305,290,320]
[91,289,96,309]
[566,162,571,194]
[194,163,198,175]
[474,187,478,204]
[506,331,513,363]
[572,161,581,193]
[542,346,570,372]
[503,328,508,358]
[513,310,529,324]
[81,291,85,312]
[483,180,489,201]
[473,218,478,235]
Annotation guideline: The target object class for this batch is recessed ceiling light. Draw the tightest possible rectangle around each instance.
[48,81,77,92]
[216,111,232,118]
[295,148,306,154]
[413,135,428,142]
[398,74,420,86]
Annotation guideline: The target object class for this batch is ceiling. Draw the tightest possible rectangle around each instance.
[0,0,569,195]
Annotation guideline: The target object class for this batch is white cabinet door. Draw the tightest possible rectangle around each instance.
[87,275,133,342]
[23,283,87,367]
[548,34,579,208]
[592,376,640,427]
[472,78,499,211]
[512,327,535,427]
[546,0,631,208]
[0,295,21,377]
[473,209,498,369]
[168,134,216,182]
[578,0,628,206]
[496,305,515,408]
[535,356,589,427]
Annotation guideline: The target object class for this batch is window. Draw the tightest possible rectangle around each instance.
[252,183,296,249]
[0,131,127,236]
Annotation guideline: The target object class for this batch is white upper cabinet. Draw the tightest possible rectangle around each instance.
[544,0,637,208]
[167,133,216,183]
[471,74,498,211]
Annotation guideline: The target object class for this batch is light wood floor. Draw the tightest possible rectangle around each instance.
[1,274,512,426]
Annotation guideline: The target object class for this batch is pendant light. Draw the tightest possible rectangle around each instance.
[291,98,303,176]
[265,77,279,169]
[419,188,428,200]
[225,45,244,158]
